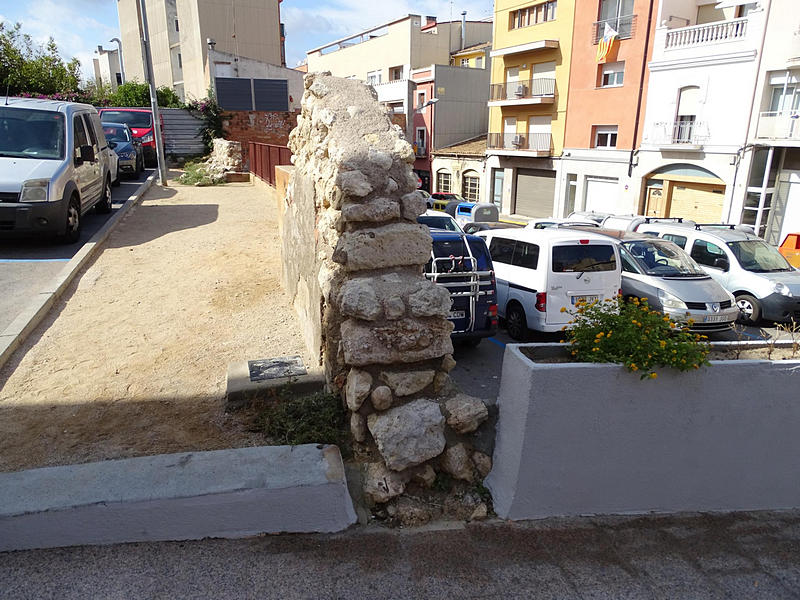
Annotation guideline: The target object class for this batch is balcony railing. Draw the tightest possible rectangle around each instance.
[665,18,747,49]
[756,111,800,140]
[649,120,709,146]
[487,132,552,154]
[489,78,555,102]
[415,144,427,157]
[592,14,637,44]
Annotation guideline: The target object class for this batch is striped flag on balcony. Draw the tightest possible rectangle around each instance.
[596,23,619,63]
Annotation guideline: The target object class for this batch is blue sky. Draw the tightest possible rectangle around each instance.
[0,0,494,81]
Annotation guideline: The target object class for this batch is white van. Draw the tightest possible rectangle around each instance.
[477,228,621,339]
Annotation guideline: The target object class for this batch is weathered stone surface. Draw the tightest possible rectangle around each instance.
[440,443,474,482]
[384,296,406,320]
[400,191,427,220]
[345,368,372,412]
[370,386,393,411]
[340,318,454,366]
[337,171,373,198]
[339,279,381,321]
[368,147,393,171]
[445,394,489,434]
[472,451,492,479]
[341,198,400,223]
[441,354,457,373]
[411,464,436,488]
[380,370,435,397]
[350,412,367,443]
[393,497,433,526]
[363,462,405,504]
[333,224,432,271]
[408,283,452,318]
[433,371,450,394]
[469,503,488,521]
[367,399,446,471]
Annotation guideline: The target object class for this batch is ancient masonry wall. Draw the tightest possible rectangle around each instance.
[284,73,491,505]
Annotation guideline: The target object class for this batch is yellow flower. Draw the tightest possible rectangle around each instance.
[560,306,567,313]
[663,316,670,322]
[640,297,648,302]
[649,372,657,379]
[596,332,605,338]
[630,364,638,371]
[659,340,666,348]
[670,322,676,328]
[592,347,599,352]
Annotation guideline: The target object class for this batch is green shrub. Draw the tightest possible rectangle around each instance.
[565,295,711,379]
[177,160,223,186]
[258,390,349,449]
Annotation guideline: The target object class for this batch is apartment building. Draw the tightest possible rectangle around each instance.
[558,0,657,217]
[93,46,123,91]
[117,0,285,101]
[485,0,576,217]
[306,14,492,190]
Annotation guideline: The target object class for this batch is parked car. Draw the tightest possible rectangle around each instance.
[633,222,800,325]
[98,108,159,167]
[425,230,498,346]
[600,215,695,231]
[431,193,466,211]
[463,221,523,235]
[567,210,613,224]
[779,233,800,268]
[418,189,433,208]
[0,97,113,243]
[417,209,462,232]
[477,228,621,339]
[107,140,120,187]
[571,227,739,332]
[525,217,599,230]
[102,122,144,178]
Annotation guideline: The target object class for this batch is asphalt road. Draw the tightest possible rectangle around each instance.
[0,170,153,333]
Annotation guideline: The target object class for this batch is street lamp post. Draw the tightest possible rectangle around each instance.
[137,0,168,186]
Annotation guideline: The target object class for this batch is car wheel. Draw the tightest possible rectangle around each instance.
[506,304,528,341]
[96,177,112,214]
[60,196,82,244]
[736,293,761,325]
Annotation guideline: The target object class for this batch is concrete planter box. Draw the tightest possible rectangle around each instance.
[486,342,800,520]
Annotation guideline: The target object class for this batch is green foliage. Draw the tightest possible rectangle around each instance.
[177,159,224,186]
[258,390,349,450]
[185,91,225,152]
[565,295,711,379]
[105,82,183,108]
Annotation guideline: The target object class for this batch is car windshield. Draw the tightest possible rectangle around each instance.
[103,125,131,142]
[418,215,461,232]
[728,240,793,272]
[0,107,65,160]
[552,244,617,272]
[621,239,706,277]
[101,111,152,128]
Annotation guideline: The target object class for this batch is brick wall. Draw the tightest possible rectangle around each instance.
[223,110,299,168]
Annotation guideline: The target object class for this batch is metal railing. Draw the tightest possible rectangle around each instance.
[649,120,709,145]
[489,78,555,102]
[249,142,292,185]
[487,132,552,153]
[756,111,800,140]
[592,14,637,43]
[665,17,747,49]
[415,144,427,157]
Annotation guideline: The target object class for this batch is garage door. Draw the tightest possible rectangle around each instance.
[584,177,619,213]
[514,168,555,217]
[669,182,725,222]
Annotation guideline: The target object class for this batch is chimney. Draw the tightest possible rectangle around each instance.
[461,11,467,50]
[425,15,437,27]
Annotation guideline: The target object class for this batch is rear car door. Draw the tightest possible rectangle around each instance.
[80,113,103,203]
[72,115,95,209]
[487,236,515,317]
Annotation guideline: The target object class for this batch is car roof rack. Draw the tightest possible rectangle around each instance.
[643,217,688,224]
[694,223,738,230]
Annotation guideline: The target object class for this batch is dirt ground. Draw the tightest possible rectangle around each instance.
[0,175,313,472]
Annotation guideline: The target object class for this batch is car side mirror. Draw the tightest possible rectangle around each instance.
[108,141,117,149]
[713,257,729,271]
[80,145,95,163]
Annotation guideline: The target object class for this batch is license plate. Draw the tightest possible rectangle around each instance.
[571,295,599,305]
[704,314,729,323]
[448,310,466,320]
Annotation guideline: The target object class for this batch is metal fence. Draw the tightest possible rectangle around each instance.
[160,108,205,156]
[249,142,291,185]
[489,78,556,101]
[215,77,289,112]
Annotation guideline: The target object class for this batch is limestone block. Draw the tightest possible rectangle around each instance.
[370,386,393,411]
[337,171,373,198]
[440,443,474,482]
[350,413,367,443]
[309,79,330,98]
[433,371,450,394]
[400,191,427,221]
[363,462,406,504]
[334,224,432,271]
[340,318,454,366]
[472,451,492,479]
[345,368,372,412]
[368,147,393,171]
[444,395,489,434]
[441,354,457,373]
[408,282,452,318]
[384,296,406,320]
[341,198,401,223]
[380,370,435,397]
[470,503,488,521]
[367,399,446,471]
[393,138,415,164]
[339,279,381,321]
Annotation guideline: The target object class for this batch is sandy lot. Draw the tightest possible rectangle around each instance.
[0,177,313,472]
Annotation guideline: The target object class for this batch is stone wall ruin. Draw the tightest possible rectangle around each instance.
[283,73,491,513]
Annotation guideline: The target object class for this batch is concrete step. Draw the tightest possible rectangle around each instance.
[0,445,356,552]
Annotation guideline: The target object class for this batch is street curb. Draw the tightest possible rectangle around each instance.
[0,174,157,371]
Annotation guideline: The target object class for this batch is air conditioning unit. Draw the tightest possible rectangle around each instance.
[512,135,524,147]
[514,84,527,97]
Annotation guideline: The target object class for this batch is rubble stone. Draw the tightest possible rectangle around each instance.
[333,224,432,271]
[444,394,489,434]
[472,451,492,479]
[345,368,372,412]
[400,191,427,220]
[408,283,452,318]
[440,443,474,482]
[367,399,446,471]
[370,386,393,411]
[339,279,381,321]
[337,171,373,197]
[380,370,435,396]
[350,412,367,443]
[411,464,437,488]
[363,462,406,504]
[469,503,488,521]
[441,354,457,373]
[340,318,454,366]
[384,296,406,320]
[341,198,401,223]
[433,371,450,394]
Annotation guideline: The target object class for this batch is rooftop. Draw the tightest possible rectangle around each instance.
[432,136,487,157]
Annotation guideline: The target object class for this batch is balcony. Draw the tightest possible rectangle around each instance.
[664,18,747,50]
[490,39,558,58]
[415,143,427,158]
[646,120,709,150]
[756,111,800,142]
[592,15,637,44]
[487,132,552,156]
[488,78,555,107]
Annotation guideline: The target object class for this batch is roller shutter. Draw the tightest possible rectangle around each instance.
[669,182,725,222]
[514,168,555,217]
[584,177,619,213]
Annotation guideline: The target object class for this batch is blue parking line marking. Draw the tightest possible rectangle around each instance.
[488,337,506,348]
[738,330,763,340]
[0,258,70,263]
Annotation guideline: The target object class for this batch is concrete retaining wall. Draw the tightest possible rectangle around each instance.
[0,445,356,551]
[486,343,800,520]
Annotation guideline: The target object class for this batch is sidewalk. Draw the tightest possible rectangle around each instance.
[0,176,313,472]
[1,510,798,599]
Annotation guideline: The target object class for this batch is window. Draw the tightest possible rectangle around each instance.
[177,53,182,69]
[491,169,504,205]
[552,245,616,272]
[690,239,726,268]
[462,172,480,202]
[415,128,427,155]
[389,66,404,81]
[600,61,624,87]
[82,114,98,148]
[594,125,618,148]
[662,234,687,249]
[675,86,700,143]
[489,238,516,264]
[460,58,470,67]
[769,85,800,113]
[366,70,382,85]
[73,115,88,157]
[512,241,540,269]
[436,170,451,193]
[596,0,634,41]
[416,90,426,108]
[509,1,557,29]
[175,18,179,32]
